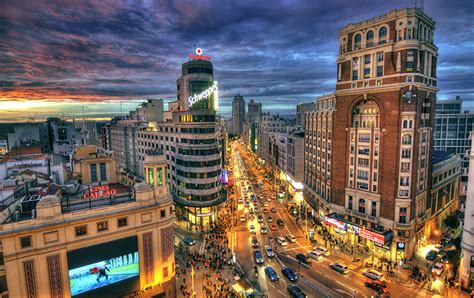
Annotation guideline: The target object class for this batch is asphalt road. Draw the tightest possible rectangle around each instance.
[230,140,436,298]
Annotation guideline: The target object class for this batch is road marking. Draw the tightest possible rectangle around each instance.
[277,290,286,296]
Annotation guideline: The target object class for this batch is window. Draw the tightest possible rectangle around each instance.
[97,221,108,232]
[379,27,387,38]
[354,34,361,44]
[352,70,358,81]
[364,68,370,78]
[348,196,353,210]
[402,134,412,145]
[75,225,87,237]
[118,217,128,227]
[400,177,410,186]
[377,52,384,62]
[364,55,371,64]
[399,207,407,223]
[90,164,97,183]
[401,162,410,172]
[376,66,383,77]
[358,158,370,167]
[371,202,377,217]
[99,163,107,181]
[357,170,369,180]
[157,167,164,186]
[358,199,366,214]
[367,30,374,40]
[20,236,32,248]
[402,149,411,158]
[160,209,166,218]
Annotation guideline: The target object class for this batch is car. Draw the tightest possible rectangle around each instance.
[440,234,453,245]
[277,219,285,226]
[266,197,271,202]
[240,215,246,222]
[432,263,445,276]
[238,197,243,203]
[426,250,438,260]
[265,266,279,281]
[257,214,264,223]
[264,202,269,207]
[251,236,259,248]
[287,285,307,298]
[263,208,269,213]
[330,262,349,274]
[363,269,385,281]
[254,207,260,213]
[286,234,297,243]
[259,194,264,199]
[365,279,388,294]
[267,216,274,223]
[271,194,276,199]
[182,236,195,246]
[434,244,443,251]
[308,250,324,261]
[276,236,288,246]
[254,249,264,264]
[281,267,298,281]
[265,245,275,257]
[261,226,268,234]
[249,208,254,215]
[271,207,277,213]
[245,201,250,208]
[270,223,278,231]
[252,201,258,206]
[295,253,311,264]
[314,246,330,256]
[249,225,256,234]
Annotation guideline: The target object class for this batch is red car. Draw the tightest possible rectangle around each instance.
[365,279,388,294]
[263,208,269,213]
[270,223,278,231]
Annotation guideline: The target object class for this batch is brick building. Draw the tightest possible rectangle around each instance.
[304,7,439,261]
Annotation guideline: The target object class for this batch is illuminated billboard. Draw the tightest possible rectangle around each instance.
[67,237,139,297]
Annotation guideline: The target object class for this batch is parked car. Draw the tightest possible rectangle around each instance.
[277,219,285,226]
[314,246,330,256]
[432,263,445,276]
[281,267,298,281]
[254,249,264,264]
[240,215,246,222]
[330,262,349,274]
[365,279,389,294]
[286,234,297,243]
[287,284,307,298]
[265,266,279,281]
[265,245,275,257]
[182,236,195,246]
[363,269,385,281]
[426,250,438,261]
[270,223,278,231]
[295,253,311,264]
[260,226,268,234]
[308,250,324,261]
[276,236,288,246]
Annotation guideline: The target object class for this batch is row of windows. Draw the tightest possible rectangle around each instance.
[178,180,221,190]
[177,169,221,179]
[180,127,216,134]
[187,67,213,74]
[178,148,220,156]
[176,158,221,168]
[347,196,377,217]
[90,163,107,182]
[179,114,216,122]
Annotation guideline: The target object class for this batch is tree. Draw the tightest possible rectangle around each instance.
[444,214,460,230]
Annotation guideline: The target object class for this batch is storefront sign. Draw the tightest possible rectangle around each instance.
[188,48,212,60]
[188,81,218,108]
[397,242,406,250]
[82,185,117,200]
[360,228,385,245]
[325,216,347,231]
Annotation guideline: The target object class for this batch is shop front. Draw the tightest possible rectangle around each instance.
[324,213,394,261]
[176,206,218,231]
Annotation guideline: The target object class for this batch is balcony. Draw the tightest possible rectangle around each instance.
[395,221,413,229]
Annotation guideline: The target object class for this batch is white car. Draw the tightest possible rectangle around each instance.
[285,234,296,243]
[249,225,256,234]
[308,250,324,261]
[363,269,385,281]
[260,226,268,234]
[276,236,288,246]
[314,246,330,256]
[266,197,271,202]
[238,197,244,203]
[240,215,246,222]
[432,263,445,276]
[264,202,269,207]
[265,245,275,257]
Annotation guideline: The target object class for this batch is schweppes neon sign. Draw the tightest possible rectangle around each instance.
[188,81,218,109]
[82,185,117,200]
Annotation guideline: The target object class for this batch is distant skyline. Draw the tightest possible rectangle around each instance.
[1,0,473,122]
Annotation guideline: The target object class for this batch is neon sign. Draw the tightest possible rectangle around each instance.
[189,48,211,61]
[188,81,218,107]
[82,185,117,200]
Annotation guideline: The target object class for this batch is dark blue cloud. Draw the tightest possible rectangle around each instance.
[0,0,472,119]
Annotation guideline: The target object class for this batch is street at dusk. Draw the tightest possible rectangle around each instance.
[0,1,473,298]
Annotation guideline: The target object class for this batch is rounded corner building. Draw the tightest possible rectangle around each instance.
[171,53,226,230]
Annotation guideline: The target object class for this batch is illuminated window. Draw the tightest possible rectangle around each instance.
[75,225,87,237]
[399,207,407,223]
[148,168,154,185]
[163,266,169,278]
[358,199,366,214]
[157,167,164,186]
[97,221,108,232]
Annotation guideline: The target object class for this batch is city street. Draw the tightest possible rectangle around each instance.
[229,140,461,298]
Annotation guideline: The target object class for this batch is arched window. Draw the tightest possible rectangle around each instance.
[367,30,374,40]
[355,34,361,44]
[409,120,413,128]
[402,134,412,145]
[379,27,387,38]
[358,199,366,214]
[403,120,408,128]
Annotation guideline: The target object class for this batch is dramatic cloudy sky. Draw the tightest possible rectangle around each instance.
[0,0,473,122]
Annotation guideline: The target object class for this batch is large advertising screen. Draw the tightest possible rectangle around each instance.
[67,236,139,297]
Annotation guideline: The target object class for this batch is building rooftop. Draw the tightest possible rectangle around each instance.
[432,150,453,164]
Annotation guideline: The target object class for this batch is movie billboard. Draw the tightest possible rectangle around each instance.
[67,236,139,297]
